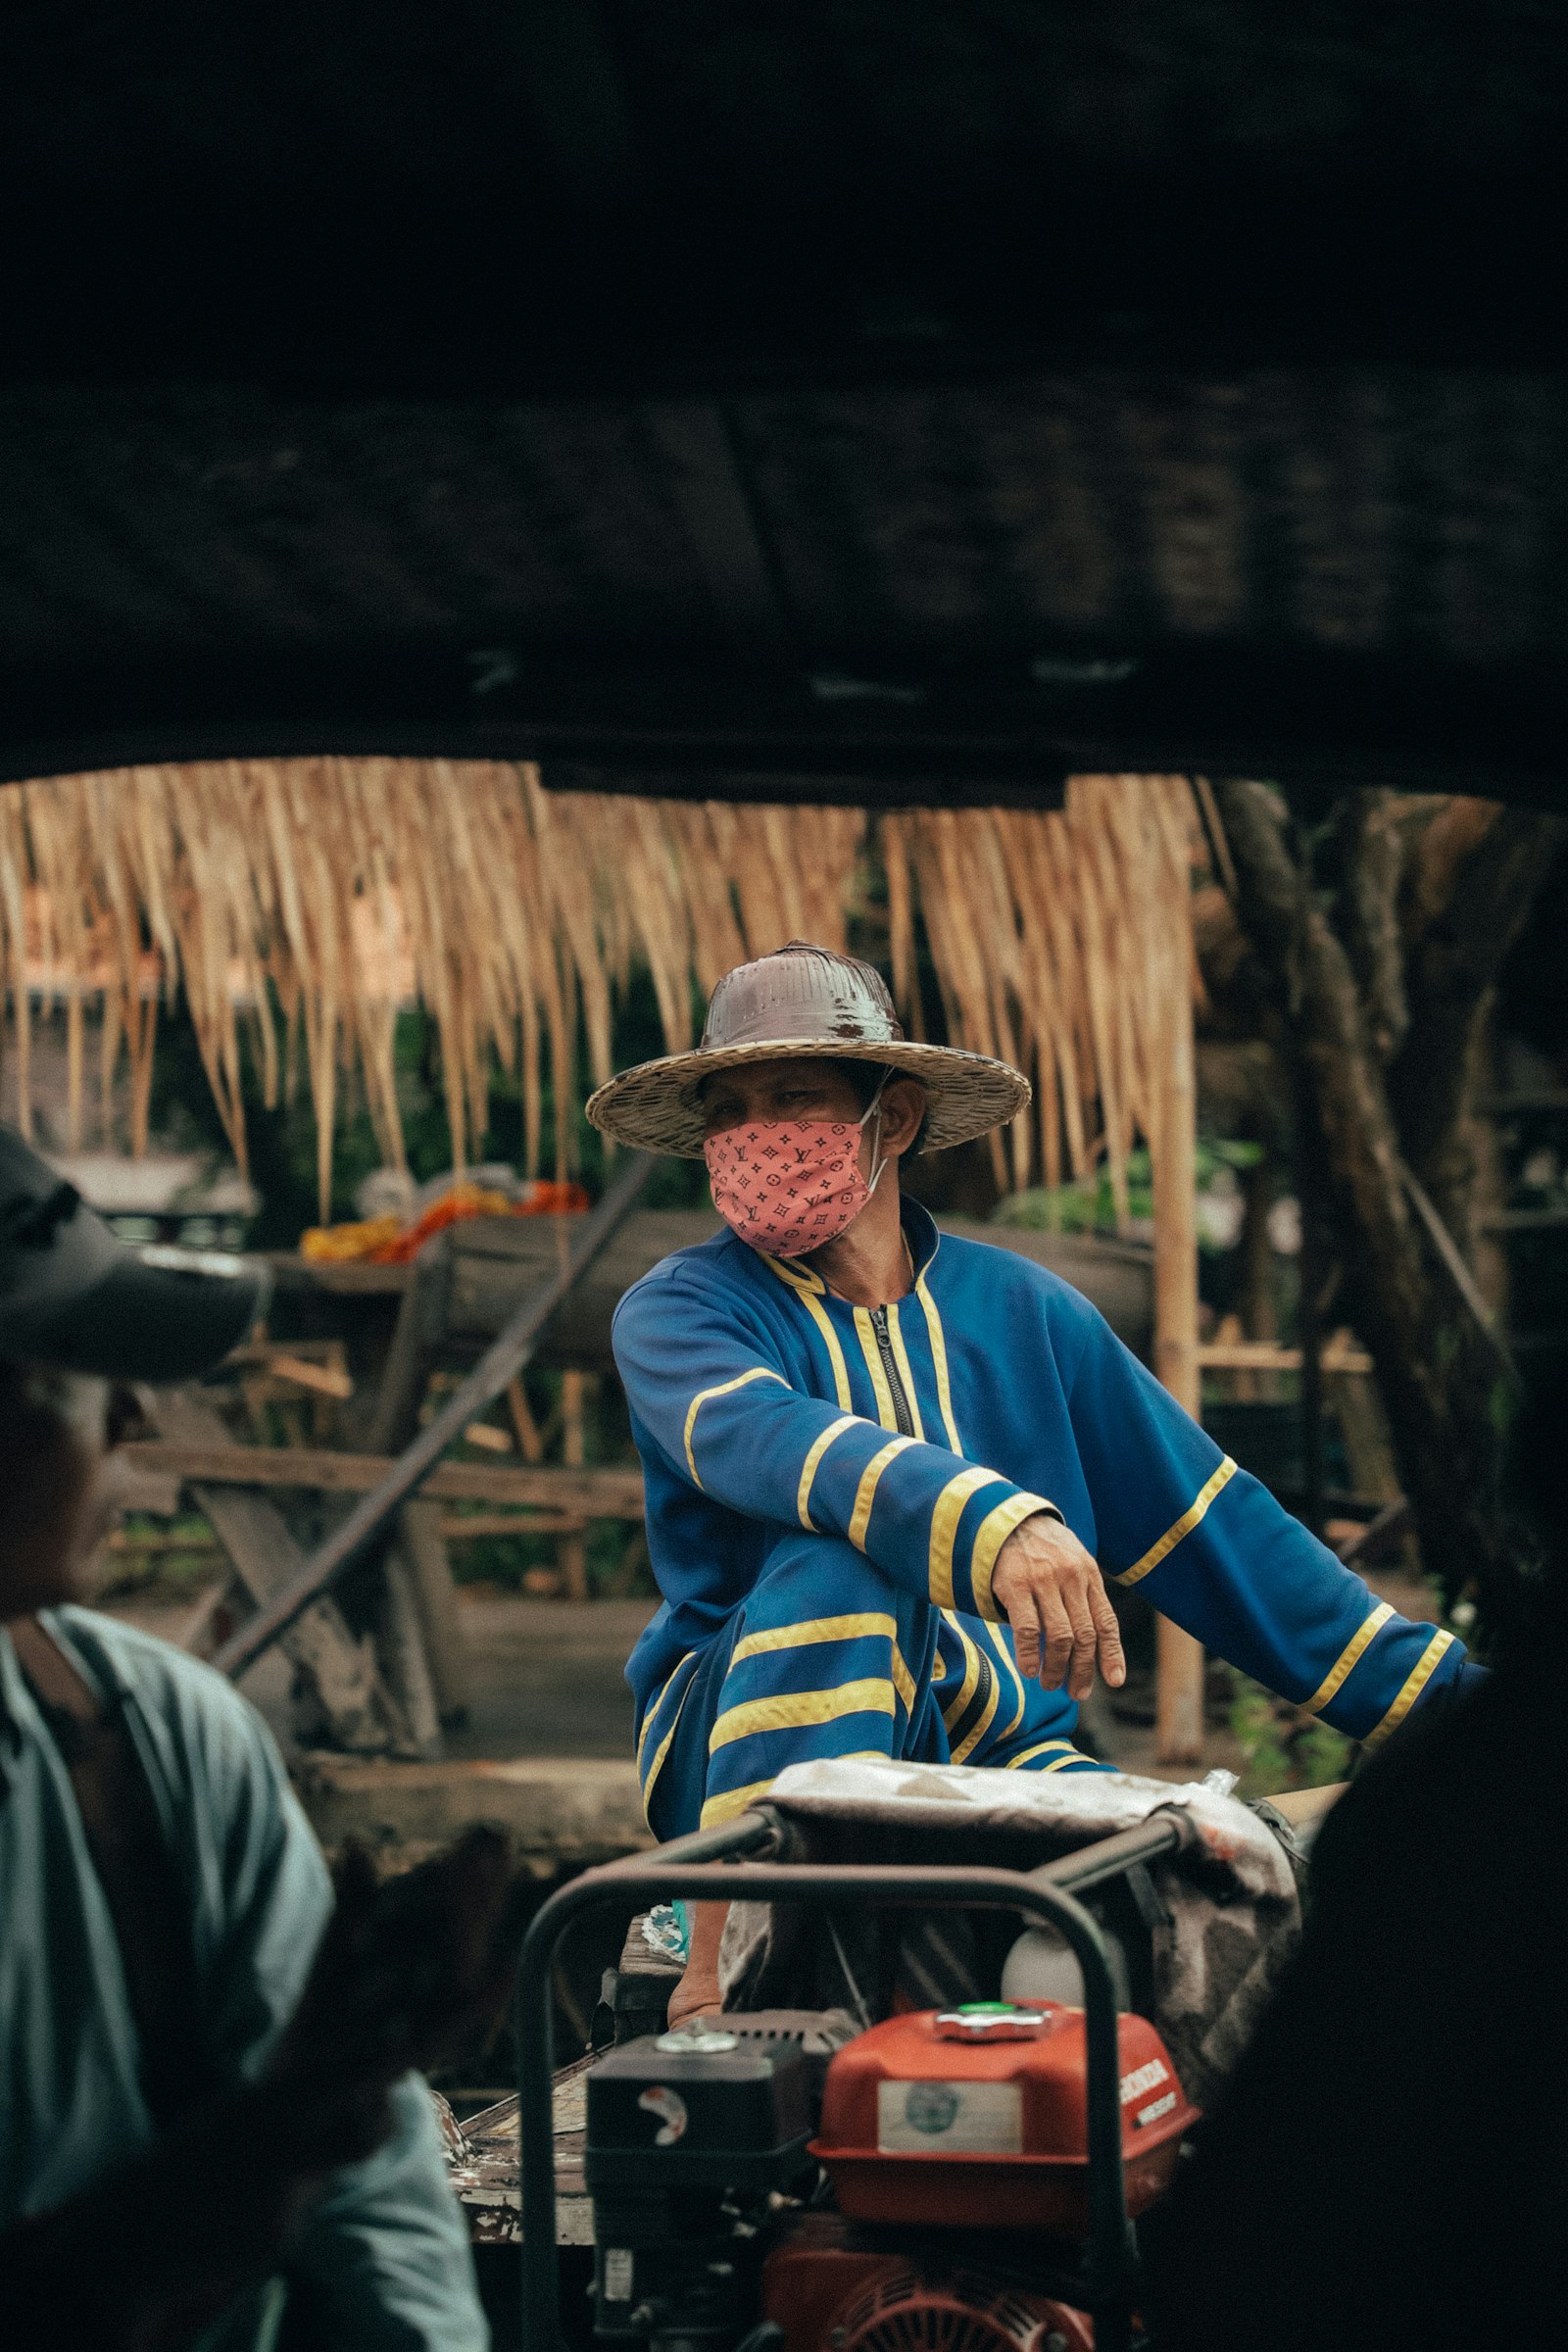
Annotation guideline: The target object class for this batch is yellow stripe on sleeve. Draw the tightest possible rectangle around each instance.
[683,1366,788,1486]
[1300,1602,1396,1717]
[848,1436,917,1550]
[797,1414,859,1528]
[928,1464,1000,1608]
[885,1304,927,1442]
[1043,1749,1098,1772]
[709,1678,895,1753]
[969,1489,1057,1618]
[1360,1627,1456,1750]
[730,1611,897,1666]
[915,1276,962,1451]
[853,1307,899,1430]
[1115,1455,1239,1587]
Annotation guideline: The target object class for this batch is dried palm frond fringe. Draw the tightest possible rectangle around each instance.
[0,761,1201,1217]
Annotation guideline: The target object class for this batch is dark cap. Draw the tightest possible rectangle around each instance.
[0,1125,268,1383]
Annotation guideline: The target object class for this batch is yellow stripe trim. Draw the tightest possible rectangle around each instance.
[1006,1739,1078,1769]
[637,1663,680,1772]
[797,1288,854,1409]
[929,1464,1000,1609]
[952,1641,1003,1764]
[892,1644,916,1715]
[1115,1456,1239,1588]
[986,1619,1028,1746]
[969,1490,1056,1619]
[709,1678,895,1753]
[939,1612,980,1733]
[699,1753,891,1827]
[641,1672,695,1819]
[915,1276,962,1452]
[683,1366,788,1486]
[1043,1749,1097,1772]
[761,1252,825,1295]
[849,1436,916,1550]
[853,1307,899,1431]
[886,1304,927,1442]
[730,1612,897,1666]
[1301,1602,1396,1717]
[797,1414,859,1528]
[701,1776,779,1827]
[760,1252,854,1408]
[1361,1627,1456,1751]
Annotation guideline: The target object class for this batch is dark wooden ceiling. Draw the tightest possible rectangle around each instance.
[2,4,1565,803]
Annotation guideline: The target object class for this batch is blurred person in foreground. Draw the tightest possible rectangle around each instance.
[0,1125,495,2349]
[1155,1359,1568,2350]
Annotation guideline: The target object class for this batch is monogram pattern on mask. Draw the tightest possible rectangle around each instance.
[704,1121,869,1248]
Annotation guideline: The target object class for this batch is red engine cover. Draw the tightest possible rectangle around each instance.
[810,2002,1198,2234]
[762,2219,1094,2352]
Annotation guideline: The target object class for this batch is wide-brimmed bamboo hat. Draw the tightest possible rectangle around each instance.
[586,941,1031,1158]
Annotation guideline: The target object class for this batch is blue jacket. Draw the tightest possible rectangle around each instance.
[614,1200,1472,1774]
[0,1608,485,2351]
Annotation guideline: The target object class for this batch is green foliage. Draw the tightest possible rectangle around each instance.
[1229,1672,1352,1801]
[991,1139,1262,1243]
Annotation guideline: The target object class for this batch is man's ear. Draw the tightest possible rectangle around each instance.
[878,1078,928,1158]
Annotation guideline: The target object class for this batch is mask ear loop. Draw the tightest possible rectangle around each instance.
[858,1069,893,1194]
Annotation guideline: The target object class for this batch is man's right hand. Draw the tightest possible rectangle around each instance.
[991,1512,1126,1700]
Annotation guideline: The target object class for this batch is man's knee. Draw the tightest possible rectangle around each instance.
[745,1531,907,1630]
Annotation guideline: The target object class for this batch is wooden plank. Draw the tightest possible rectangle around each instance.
[399,1497,471,1720]
[127,1438,646,1516]
[149,1393,397,1752]
[559,1370,589,1600]
[1198,1338,1373,1375]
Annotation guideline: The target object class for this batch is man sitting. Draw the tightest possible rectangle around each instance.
[589,941,1479,2020]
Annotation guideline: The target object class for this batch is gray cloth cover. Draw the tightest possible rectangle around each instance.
[715,1756,1302,2111]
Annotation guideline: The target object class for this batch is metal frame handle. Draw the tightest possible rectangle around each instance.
[515,1803,1194,2352]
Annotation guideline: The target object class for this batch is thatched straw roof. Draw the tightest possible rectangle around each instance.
[0,762,1201,1213]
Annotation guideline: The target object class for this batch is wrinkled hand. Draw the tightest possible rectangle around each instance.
[991,1513,1125,1699]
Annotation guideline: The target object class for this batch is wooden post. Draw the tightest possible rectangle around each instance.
[1152,934,1205,1766]
[558,1370,590,1601]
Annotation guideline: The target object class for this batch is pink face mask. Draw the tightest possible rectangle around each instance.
[705,1086,888,1258]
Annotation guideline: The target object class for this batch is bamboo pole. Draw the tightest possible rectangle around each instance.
[558,1370,590,1601]
[1152,858,1205,1767]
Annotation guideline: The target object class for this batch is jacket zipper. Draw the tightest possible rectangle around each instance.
[869,1305,915,1437]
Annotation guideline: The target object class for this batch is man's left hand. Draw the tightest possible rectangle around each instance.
[991,1513,1126,1699]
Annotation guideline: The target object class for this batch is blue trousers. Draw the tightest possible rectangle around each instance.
[639,1530,1109,1837]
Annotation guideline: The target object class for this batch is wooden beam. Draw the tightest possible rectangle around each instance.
[1198,1337,1373,1375]
[126,1438,645,1517]
[147,1393,398,1753]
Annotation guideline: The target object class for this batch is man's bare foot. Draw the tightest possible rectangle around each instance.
[663,1899,728,2031]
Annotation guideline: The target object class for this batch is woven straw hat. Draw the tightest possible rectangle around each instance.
[586,941,1031,1158]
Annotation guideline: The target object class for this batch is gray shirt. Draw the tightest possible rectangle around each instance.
[0,1607,485,2348]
